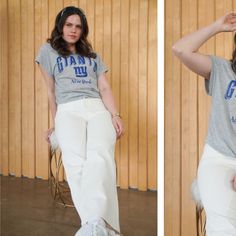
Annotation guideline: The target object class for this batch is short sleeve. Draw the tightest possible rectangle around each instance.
[205,55,225,96]
[35,43,53,77]
[95,54,108,77]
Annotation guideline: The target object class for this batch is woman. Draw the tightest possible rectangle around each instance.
[173,13,236,235]
[35,6,124,236]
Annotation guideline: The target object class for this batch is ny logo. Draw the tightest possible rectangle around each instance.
[74,66,87,77]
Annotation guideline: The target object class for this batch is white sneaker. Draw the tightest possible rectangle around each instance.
[106,225,123,236]
[74,223,93,236]
[106,227,122,236]
[93,218,109,236]
[75,218,109,236]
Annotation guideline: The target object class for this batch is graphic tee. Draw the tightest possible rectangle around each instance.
[35,43,108,104]
[205,56,236,157]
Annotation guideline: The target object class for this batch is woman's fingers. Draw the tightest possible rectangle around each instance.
[117,120,125,137]
[112,120,119,137]
[44,127,55,143]
[112,116,125,139]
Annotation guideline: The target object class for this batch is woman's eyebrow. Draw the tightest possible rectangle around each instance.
[65,21,81,26]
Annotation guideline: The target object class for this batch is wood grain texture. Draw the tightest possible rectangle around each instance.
[147,0,157,190]
[35,0,49,179]
[103,0,112,82]
[120,0,129,189]
[0,0,9,175]
[21,0,35,178]
[129,0,139,189]
[165,0,181,234]
[138,0,148,191]
[8,0,22,177]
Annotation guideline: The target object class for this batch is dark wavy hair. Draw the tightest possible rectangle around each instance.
[231,33,236,73]
[47,6,96,58]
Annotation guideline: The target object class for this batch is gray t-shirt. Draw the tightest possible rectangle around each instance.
[35,43,108,104]
[205,55,236,157]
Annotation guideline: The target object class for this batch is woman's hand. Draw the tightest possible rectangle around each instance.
[232,175,236,191]
[112,116,125,139]
[215,12,236,32]
[44,127,55,143]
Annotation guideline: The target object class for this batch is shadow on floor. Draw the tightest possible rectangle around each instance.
[0,176,157,236]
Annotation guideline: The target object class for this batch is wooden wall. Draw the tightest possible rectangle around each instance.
[165,0,235,235]
[0,0,157,191]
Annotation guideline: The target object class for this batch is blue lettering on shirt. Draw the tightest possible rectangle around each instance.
[56,55,88,74]
[88,58,92,66]
[71,78,91,84]
[70,56,76,66]
[225,80,236,100]
[64,57,68,67]
[231,116,236,123]
[57,57,63,73]
[78,55,85,65]
[74,66,87,77]
[93,61,97,72]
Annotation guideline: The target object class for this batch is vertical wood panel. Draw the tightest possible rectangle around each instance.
[78,0,86,11]
[129,0,139,189]
[165,0,181,234]
[120,0,129,189]
[147,0,157,190]
[103,0,112,82]
[181,0,198,235]
[0,0,9,175]
[35,0,49,179]
[8,0,22,177]
[64,0,79,7]
[21,0,35,178]
[87,0,95,46]
[2,0,157,191]
[138,0,148,191]
[95,0,104,55]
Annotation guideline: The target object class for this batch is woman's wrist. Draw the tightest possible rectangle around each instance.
[112,112,121,119]
[211,21,223,35]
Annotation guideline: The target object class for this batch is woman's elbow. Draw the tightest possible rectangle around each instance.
[47,89,55,99]
[172,43,183,58]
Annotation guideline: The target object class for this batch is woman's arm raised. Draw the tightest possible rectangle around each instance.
[172,13,236,79]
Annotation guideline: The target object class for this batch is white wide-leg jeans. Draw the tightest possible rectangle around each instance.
[55,98,120,232]
[197,144,236,236]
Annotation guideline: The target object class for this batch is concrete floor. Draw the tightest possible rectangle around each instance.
[0,176,157,236]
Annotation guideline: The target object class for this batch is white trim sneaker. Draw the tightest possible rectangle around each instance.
[75,218,109,236]
[74,223,93,236]
[93,218,109,236]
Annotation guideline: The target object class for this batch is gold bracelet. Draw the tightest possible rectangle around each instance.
[112,113,121,118]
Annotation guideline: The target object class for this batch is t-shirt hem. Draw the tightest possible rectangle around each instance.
[56,95,101,105]
[205,140,236,158]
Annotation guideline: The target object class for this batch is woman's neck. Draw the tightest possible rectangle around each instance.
[68,44,76,54]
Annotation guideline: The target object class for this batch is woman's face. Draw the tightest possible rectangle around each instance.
[62,14,82,45]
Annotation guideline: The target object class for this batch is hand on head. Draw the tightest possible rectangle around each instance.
[216,12,236,32]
